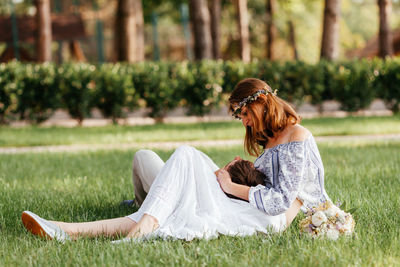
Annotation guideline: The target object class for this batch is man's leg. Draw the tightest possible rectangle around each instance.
[132,149,165,206]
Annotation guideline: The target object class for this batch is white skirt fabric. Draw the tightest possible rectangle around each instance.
[127,145,286,241]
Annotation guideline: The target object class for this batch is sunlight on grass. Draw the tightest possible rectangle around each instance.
[0,115,399,147]
[1,141,399,266]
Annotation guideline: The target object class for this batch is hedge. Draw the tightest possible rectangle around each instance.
[0,59,399,124]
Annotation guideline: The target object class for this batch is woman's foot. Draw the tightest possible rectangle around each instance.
[21,211,71,242]
[126,214,159,238]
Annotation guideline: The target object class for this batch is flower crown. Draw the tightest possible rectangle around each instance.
[232,86,277,119]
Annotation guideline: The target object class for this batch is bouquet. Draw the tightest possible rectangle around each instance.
[299,200,356,240]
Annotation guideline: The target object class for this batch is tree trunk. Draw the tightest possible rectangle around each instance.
[236,0,250,62]
[287,20,298,60]
[36,0,52,62]
[320,0,341,61]
[134,0,145,61]
[115,0,144,62]
[69,41,86,62]
[265,0,277,60]
[378,0,393,58]
[209,0,221,59]
[189,0,213,60]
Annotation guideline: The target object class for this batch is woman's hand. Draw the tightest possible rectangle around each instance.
[215,169,233,194]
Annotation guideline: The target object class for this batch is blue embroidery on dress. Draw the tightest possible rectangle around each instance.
[249,135,330,216]
[272,152,279,187]
[254,190,262,211]
[258,190,266,212]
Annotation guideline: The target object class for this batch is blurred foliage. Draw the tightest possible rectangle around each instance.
[1,59,400,125]
[130,61,183,118]
[58,63,96,124]
[180,60,225,116]
[0,61,20,123]
[1,0,399,62]
[374,58,400,113]
[92,63,138,123]
[14,63,60,123]
[329,59,377,111]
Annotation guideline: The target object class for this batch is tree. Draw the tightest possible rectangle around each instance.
[189,0,212,60]
[287,20,298,60]
[209,0,221,59]
[36,0,52,62]
[115,0,144,62]
[236,0,250,62]
[378,0,393,58]
[320,0,341,61]
[265,0,277,60]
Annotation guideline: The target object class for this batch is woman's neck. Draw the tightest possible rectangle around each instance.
[264,125,294,149]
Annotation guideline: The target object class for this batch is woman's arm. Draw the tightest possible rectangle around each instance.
[216,166,303,227]
[228,183,250,201]
[248,142,306,216]
[215,169,250,201]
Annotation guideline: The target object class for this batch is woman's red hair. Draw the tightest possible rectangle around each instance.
[229,78,301,156]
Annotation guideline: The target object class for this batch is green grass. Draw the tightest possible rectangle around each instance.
[1,142,399,266]
[0,115,399,147]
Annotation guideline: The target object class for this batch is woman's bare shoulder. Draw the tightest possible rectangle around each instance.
[288,124,311,142]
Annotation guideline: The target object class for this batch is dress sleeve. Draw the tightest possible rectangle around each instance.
[248,142,306,216]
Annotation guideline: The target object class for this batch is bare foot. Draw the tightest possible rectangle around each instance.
[126,214,159,238]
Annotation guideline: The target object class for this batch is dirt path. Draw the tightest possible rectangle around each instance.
[1,134,400,154]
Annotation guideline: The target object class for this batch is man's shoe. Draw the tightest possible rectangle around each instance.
[119,199,135,207]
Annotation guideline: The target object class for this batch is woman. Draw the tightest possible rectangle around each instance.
[216,78,330,224]
[22,148,284,242]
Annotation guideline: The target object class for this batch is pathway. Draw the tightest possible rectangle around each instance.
[1,133,400,154]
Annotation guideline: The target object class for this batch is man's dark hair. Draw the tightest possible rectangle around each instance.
[226,160,265,200]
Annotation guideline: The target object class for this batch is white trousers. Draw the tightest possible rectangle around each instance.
[132,149,165,206]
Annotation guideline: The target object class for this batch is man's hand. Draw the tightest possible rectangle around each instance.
[215,169,233,194]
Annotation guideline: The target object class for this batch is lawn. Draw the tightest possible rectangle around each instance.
[0,115,399,147]
[1,141,399,266]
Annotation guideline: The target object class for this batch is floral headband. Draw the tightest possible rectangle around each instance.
[232,86,277,119]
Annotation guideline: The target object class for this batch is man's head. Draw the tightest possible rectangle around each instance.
[225,159,265,199]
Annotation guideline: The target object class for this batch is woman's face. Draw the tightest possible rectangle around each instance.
[237,106,254,128]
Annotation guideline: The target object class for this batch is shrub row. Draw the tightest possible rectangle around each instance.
[0,59,399,124]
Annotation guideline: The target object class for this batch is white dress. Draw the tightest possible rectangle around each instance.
[127,145,286,241]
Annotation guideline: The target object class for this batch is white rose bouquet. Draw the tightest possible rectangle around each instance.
[299,200,356,240]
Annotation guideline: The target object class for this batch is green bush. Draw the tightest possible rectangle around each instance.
[1,59,399,125]
[222,60,258,93]
[0,62,21,123]
[332,60,377,112]
[256,60,282,92]
[92,64,137,123]
[58,63,96,125]
[181,60,224,116]
[305,62,327,108]
[375,58,400,113]
[15,63,60,123]
[314,61,338,106]
[131,62,182,119]
[257,61,321,108]
[277,61,310,106]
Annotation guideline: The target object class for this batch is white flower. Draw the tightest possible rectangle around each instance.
[337,210,347,223]
[319,223,328,234]
[342,220,354,233]
[326,228,340,240]
[312,211,327,227]
[324,205,341,218]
